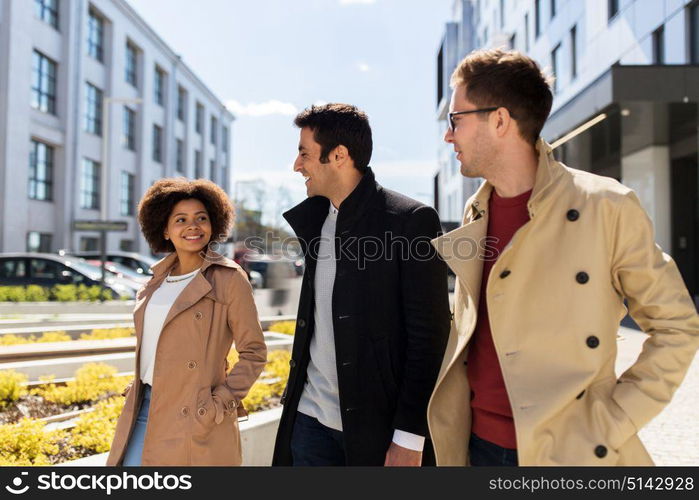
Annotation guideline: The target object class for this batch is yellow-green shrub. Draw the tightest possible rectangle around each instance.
[71,397,124,454]
[0,370,28,407]
[80,327,134,340]
[25,285,49,302]
[36,331,71,343]
[268,320,296,335]
[33,363,131,405]
[0,286,27,302]
[241,382,277,413]
[0,418,65,465]
[0,334,29,346]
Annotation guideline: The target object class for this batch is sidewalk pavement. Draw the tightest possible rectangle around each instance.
[617,326,698,466]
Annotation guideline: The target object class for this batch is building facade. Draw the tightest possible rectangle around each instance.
[435,0,699,301]
[0,0,234,256]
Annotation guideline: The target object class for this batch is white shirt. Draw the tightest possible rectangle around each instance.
[140,267,199,385]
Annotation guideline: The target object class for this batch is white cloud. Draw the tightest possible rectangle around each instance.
[339,0,376,5]
[356,62,371,72]
[225,99,298,117]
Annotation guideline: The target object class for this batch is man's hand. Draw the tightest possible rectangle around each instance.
[384,442,423,467]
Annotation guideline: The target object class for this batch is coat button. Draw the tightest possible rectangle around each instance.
[499,270,511,279]
[586,336,600,348]
[297,319,306,328]
[227,400,237,410]
[594,445,607,458]
[289,358,296,368]
[180,406,189,416]
[576,272,589,284]
[195,311,203,320]
[197,407,207,416]
[187,360,197,369]
[567,209,580,221]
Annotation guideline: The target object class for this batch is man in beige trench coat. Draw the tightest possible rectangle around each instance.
[428,49,699,466]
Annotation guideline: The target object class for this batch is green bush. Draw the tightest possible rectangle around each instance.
[0,370,28,407]
[0,286,27,302]
[25,285,49,302]
[32,363,131,405]
[71,397,124,454]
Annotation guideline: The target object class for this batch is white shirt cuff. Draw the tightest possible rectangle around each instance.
[392,429,425,451]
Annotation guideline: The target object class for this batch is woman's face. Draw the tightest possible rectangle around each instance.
[164,198,212,254]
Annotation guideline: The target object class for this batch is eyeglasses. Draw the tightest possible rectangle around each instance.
[448,107,516,131]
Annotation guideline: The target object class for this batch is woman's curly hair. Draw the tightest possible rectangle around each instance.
[138,178,235,254]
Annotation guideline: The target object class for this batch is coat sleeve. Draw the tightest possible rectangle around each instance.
[212,268,268,415]
[610,190,699,445]
[393,205,451,436]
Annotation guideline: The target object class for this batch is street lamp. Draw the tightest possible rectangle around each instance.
[97,96,143,295]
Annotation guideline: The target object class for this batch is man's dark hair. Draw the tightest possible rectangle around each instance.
[294,103,373,173]
[451,49,554,145]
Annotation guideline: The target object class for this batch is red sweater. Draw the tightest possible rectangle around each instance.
[467,187,532,449]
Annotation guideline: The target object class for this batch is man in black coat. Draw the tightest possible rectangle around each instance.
[272,103,451,466]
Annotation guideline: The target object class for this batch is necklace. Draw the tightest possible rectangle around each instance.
[165,268,200,283]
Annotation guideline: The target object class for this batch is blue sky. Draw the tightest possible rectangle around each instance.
[128,0,453,224]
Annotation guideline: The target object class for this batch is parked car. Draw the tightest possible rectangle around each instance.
[0,253,137,299]
[243,254,299,289]
[85,260,151,287]
[61,250,159,276]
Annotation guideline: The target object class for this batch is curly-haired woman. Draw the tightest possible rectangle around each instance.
[106,178,267,466]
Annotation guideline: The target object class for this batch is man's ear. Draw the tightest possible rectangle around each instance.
[334,144,349,163]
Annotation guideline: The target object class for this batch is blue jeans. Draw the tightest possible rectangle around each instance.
[122,384,151,466]
[469,433,518,466]
[290,412,346,466]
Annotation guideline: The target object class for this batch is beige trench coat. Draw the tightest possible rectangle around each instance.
[106,249,267,466]
[428,139,699,466]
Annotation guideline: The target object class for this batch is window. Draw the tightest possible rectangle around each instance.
[210,116,217,144]
[608,0,619,20]
[154,66,165,106]
[30,258,65,279]
[152,125,163,163]
[176,139,184,173]
[177,87,186,121]
[87,7,104,62]
[535,0,541,38]
[499,0,504,28]
[551,43,562,93]
[80,158,100,210]
[84,82,102,135]
[570,25,578,79]
[122,106,136,151]
[31,50,57,114]
[524,13,530,52]
[195,103,204,134]
[210,159,215,182]
[35,0,59,29]
[0,259,27,278]
[551,0,557,19]
[652,26,664,64]
[29,139,53,201]
[222,126,229,153]
[125,41,137,86]
[120,172,135,216]
[690,2,699,64]
[79,237,99,251]
[194,150,202,178]
[120,240,134,251]
[27,232,52,253]
[509,33,516,50]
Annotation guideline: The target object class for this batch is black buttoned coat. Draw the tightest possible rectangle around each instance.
[272,168,451,465]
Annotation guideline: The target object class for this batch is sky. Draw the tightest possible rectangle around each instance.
[128,0,453,225]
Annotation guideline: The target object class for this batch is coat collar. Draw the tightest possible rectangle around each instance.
[283,166,380,240]
[464,138,561,222]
